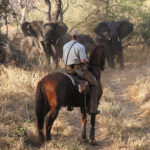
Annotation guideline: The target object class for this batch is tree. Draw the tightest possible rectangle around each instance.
[52,0,62,22]
[45,0,51,22]
[44,0,63,22]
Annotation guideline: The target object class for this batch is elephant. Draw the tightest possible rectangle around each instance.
[94,20,133,69]
[21,20,68,67]
[21,20,44,40]
[55,33,95,67]
[21,20,95,68]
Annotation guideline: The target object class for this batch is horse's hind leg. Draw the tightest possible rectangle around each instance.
[36,113,45,143]
[46,108,59,141]
[80,107,87,140]
[35,82,48,144]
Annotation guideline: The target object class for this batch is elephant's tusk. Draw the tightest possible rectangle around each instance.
[118,37,120,42]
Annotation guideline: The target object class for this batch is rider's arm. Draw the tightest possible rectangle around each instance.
[81,59,88,63]
[78,45,88,64]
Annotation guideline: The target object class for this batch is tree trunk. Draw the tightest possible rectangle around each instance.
[45,0,51,22]
[20,0,28,24]
[52,0,62,22]
[20,7,27,24]
[105,0,109,20]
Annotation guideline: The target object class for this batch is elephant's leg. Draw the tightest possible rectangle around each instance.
[90,114,97,145]
[117,51,124,69]
[50,56,55,68]
[80,107,87,140]
[54,56,59,69]
[46,54,50,65]
[41,41,50,64]
[107,55,115,69]
[46,109,59,141]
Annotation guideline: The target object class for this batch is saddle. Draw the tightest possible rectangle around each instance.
[64,71,90,112]
[64,70,90,94]
[63,65,90,112]
[75,77,90,93]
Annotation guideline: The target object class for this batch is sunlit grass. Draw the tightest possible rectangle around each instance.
[1,52,150,149]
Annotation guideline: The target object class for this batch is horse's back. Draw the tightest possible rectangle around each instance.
[40,72,72,90]
[37,72,76,106]
[36,72,84,108]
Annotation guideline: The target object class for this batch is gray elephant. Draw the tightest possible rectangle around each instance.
[94,20,133,69]
[21,21,95,68]
[55,33,95,64]
[21,21,68,66]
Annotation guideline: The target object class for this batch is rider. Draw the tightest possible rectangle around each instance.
[63,29,100,115]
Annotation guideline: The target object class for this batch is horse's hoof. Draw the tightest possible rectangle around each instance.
[39,137,44,144]
[38,133,45,144]
[77,137,88,144]
[46,136,51,141]
[82,138,89,144]
[90,139,98,146]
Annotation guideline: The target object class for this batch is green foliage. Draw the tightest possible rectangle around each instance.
[27,0,46,21]
[0,0,9,16]
[139,13,150,45]
[15,126,27,137]
[0,0,17,24]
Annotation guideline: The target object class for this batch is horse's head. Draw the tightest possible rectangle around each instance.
[89,45,105,71]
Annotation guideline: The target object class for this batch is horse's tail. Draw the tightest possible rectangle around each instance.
[35,81,49,138]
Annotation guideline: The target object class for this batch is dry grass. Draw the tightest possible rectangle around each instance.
[1,58,150,150]
[1,28,150,149]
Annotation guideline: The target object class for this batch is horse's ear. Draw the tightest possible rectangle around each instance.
[21,21,31,36]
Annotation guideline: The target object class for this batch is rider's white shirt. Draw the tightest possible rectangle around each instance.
[63,40,87,65]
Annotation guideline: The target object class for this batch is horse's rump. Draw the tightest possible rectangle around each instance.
[35,72,88,109]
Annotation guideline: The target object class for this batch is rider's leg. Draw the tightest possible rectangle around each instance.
[76,69,100,114]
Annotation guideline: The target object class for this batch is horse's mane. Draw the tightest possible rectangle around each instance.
[89,45,102,65]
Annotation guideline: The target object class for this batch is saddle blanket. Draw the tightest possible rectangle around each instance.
[63,73,89,93]
[63,73,76,86]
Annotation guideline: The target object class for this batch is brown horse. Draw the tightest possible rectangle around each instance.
[35,45,105,145]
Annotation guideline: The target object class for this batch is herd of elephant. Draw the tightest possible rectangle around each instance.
[21,20,133,69]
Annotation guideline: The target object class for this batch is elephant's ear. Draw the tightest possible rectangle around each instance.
[117,20,133,39]
[21,21,31,36]
[31,21,43,33]
[56,22,68,36]
[94,22,110,40]
[30,20,44,40]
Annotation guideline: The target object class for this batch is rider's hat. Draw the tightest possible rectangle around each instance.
[71,29,81,36]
